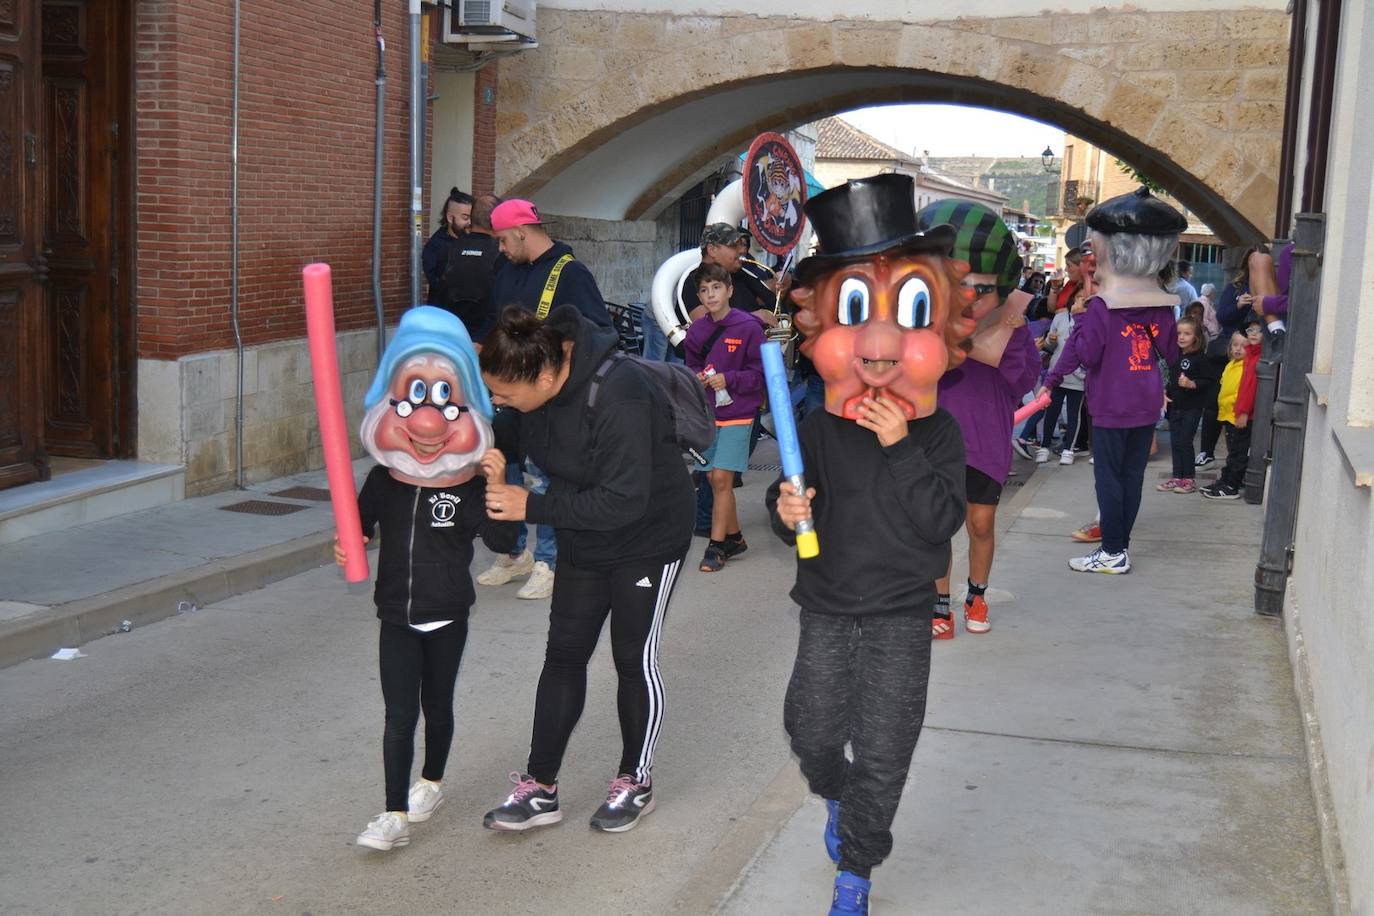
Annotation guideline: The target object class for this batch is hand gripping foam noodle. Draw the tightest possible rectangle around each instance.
[762,341,818,559]
[303,263,369,583]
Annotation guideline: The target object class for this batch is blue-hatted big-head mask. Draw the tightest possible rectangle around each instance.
[361,306,494,485]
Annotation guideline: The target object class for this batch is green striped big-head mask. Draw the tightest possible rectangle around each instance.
[916,200,1022,301]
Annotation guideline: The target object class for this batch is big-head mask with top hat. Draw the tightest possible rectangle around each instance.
[790,173,977,421]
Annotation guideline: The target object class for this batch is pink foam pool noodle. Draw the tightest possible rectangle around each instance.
[303,263,369,583]
[1013,391,1052,426]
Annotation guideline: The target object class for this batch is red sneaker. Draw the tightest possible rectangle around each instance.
[932,614,955,640]
[1071,521,1102,543]
[964,595,990,634]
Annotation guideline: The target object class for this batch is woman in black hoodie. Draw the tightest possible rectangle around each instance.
[477,304,694,834]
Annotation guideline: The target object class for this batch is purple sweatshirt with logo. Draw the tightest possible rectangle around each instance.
[1044,296,1179,429]
[683,307,765,423]
[937,324,1040,485]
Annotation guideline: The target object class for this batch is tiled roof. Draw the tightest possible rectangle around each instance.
[815,116,914,163]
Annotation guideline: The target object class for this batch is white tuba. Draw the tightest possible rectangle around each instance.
[649,179,750,345]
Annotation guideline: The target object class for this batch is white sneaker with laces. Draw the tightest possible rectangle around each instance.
[516,561,555,600]
[477,550,534,587]
[407,779,443,822]
[1035,447,1051,463]
[1068,548,1131,574]
[356,811,410,850]
[1060,450,1074,466]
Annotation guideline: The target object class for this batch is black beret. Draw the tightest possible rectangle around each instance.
[1085,187,1187,236]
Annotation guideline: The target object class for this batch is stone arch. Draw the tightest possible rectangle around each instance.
[496,10,1289,243]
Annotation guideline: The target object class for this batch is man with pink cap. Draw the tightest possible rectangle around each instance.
[478,200,612,600]
[488,199,612,328]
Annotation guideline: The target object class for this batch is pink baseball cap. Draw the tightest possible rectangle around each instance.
[491,199,543,232]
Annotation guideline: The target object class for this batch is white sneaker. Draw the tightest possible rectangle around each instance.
[1060,450,1074,466]
[1035,447,1050,463]
[407,779,444,822]
[1067,548,1131,574]
[477,550,534,586]
[356,811,410,850]
[516,561,555,600]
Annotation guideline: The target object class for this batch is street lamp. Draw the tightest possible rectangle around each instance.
[1041,146,1056,172]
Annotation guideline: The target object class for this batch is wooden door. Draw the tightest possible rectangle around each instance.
[0,0,47,488]
[40,0,131,458]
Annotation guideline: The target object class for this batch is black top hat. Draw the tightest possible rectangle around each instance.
[1086,186,1187,236]
[795,173,956,282]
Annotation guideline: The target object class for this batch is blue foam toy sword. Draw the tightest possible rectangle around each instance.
[761,341,819,559]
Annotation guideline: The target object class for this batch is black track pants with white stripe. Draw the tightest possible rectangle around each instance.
[526,551,685,786]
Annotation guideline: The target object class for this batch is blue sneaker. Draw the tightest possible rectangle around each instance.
[824,798,841,863]
[829,870,870,915]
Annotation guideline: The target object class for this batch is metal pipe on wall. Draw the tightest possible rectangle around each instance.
[371,0,387,361]
[1253,214,1324,617]
[408,0,424,306]
[231,0,244,488]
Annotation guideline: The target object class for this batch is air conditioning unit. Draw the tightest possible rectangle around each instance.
[443,0,537,46]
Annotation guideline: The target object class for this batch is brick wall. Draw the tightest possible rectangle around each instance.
[472,61,498,196]
[135,0,421,360]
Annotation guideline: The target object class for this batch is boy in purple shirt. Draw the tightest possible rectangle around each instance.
[918,201,1040,637]
[684,263,765,573]
[1039,189,1184,574]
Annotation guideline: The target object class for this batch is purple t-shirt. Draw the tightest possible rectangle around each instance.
[1044,296,1179,429]
[937,324,1040,485]
[683,307,765,423]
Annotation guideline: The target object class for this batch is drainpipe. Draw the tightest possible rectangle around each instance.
[230,0,244,488]
[1253,214,1324,617]
[409,0,424,307]
[371,0,387,361]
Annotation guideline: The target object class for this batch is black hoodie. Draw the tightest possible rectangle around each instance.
[489,241,613,328]
[357,466,520,625]
[521,305,695,569]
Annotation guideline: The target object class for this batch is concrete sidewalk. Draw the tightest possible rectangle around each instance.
[711,449,1331,915]
[0,460,371,667]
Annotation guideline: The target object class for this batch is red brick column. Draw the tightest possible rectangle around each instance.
[472,61,498,196]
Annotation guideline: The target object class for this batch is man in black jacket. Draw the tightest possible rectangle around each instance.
[437,192,503,342]
[488,199,612,327]
[480,198,613,597]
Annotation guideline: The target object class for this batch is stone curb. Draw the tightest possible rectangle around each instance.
[0,531,335,670]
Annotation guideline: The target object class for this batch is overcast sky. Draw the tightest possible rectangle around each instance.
[839,104,1066,160]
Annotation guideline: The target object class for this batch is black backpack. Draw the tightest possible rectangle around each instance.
[585,354,716,465]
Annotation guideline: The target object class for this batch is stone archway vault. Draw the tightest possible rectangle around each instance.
[495,9,1291,244]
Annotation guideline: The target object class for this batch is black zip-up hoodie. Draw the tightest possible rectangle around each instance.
[522,305,695,569]
[357,466,520,625]
[1167,349,1221,411]
[489,241,614,328]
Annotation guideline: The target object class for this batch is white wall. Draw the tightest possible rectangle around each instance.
[430,70,476,223]
[542,0,1286,20]
[1289,1,1374,911]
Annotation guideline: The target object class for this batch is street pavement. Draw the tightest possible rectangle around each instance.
[0,442,1332,915]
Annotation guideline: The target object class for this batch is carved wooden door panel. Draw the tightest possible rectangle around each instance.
[0,0,47,489]
[40,0,129,458]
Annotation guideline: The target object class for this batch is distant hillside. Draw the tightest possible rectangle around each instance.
[926,157,1060,217]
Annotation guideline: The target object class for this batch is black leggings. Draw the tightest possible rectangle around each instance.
[379,619,469,812]
[1167,407,1204,479]
[1038,386,1084,450]
[527,552,685,786]
[1199,406,1222,456]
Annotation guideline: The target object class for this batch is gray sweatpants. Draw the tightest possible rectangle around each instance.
[783,608,932,878]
